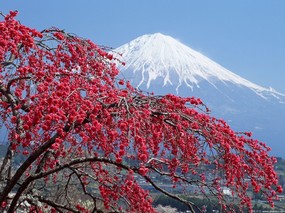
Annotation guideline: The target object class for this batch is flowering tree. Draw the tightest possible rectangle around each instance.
[0,11,283,213]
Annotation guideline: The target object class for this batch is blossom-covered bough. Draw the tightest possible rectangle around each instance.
[0,11,282,213]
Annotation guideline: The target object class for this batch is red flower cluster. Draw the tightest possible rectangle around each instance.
[0,11,282,213]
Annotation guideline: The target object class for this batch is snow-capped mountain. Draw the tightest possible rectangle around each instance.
[114,33,285,157]
[115,33,284,101]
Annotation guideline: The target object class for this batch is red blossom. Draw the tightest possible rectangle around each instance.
[277,185,283,193]
[1,202,6,208]
[53,32,65,40]
[118,79,124,85]
[0,12,282,213]
[139,166,149,176]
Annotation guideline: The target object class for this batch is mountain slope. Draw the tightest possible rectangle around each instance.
[114,33,285,157]
[115,33,285,102]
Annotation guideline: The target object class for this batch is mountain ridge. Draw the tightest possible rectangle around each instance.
[114,33,285,102]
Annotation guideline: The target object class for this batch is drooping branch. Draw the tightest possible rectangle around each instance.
[143,175,198,213]
[147,161,230,211]
[7,155,200,212]
[0,133,59,205]
[30,196,80,213]
[1,51,16,67]
[0,145,13,187]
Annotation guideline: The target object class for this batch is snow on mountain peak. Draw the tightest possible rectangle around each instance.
[114,33,280,97]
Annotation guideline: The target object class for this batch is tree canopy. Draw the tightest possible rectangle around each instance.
[0,11,283,213]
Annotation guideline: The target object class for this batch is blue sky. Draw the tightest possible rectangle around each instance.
[1,1,285,93]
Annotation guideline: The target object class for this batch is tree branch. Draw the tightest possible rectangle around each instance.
[0,144,13,186]
[34,196,80,213]
[17,156,200,213]
[142,175,198,213]
[0,133,59,206]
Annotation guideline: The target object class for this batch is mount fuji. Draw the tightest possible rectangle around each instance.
[114,33,285,157]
